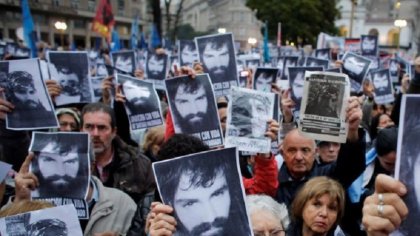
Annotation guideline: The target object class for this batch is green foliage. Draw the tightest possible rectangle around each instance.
[246,0,340,46]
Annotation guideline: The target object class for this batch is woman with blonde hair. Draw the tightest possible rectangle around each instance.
[288,176,345,236]
[141,125,165,162]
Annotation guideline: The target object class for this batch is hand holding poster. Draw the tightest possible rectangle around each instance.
[165,74,223,147]
[299,71,350,143]
[153,147,253,236]
[225,87,275,153]
[117,74,163,130]
[1,59,58,130]
[29,132,90,219]
[195,33,239,97]
[47,51,93,106]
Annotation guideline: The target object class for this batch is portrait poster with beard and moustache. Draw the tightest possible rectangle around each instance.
[165,74,223,148]
[145,51,169,90]
[360,35,378,57]
[117,74,163,130]
[195,33,239,98]
[111,50,136,75]
[29,132,90,219]
[47,51,93,106]
[370,68,394,104]
[153,147,253,236]
[0,59,58,130]
[341,52,372,93]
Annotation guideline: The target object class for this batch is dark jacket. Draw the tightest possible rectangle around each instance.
[98,136,156,203]
[276,130,366,206]
[287,221,336,236]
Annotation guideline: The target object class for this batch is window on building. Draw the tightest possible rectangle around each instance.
[118,0,125,16]
[88,0,96,11]
[387,28,399,46]
[52,0,59,6]
[74,19,85,29]
[71,0,80,9]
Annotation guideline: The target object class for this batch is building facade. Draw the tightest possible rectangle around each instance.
[336,0,419,56]
[0,0,151,49]
[181,0,263,51]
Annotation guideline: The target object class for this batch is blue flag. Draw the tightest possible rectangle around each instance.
[131,14,139,49]
[111,30,121,52]
[139,31,148,49]
[21,0,37,57]
[151,24,161,49]
[263,21,270,63]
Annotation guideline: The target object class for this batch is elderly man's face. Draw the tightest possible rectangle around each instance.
[281,130,316,179]
[115,56,133,73]
[123,81,151,107]
[174,170,231,235]
[344,56,364,75]
[174,84,208,126]
[58,72,80,96]
[38,143,79,191]
[148,56,165,77]
[181,46,198,67]
[202,43,230,78]
[255,73,272,92]
[373,73,388,91]
[13,85,38,108]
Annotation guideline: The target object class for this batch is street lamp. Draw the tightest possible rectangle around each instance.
[54,21,67,48]
[394,19,407,51]
[217,28,226,34]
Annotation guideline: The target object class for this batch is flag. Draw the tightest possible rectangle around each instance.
[139,31,148,49]
[92,0,115,42]
[110,30,121,52]
[21,0,37,57]
[131,14,139,49]
[263,21,270,63]
[151,23,161,49]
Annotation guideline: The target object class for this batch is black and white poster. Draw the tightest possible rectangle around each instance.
[245,59,260,71]
[1,59,58,130]
[315,48,331,60]
[117,74,163,130]
[90,76,105,102]
[341,52,372,92]
[370,69,394,104]
[389,59,400,84]
[225,87,275,153]
[299,71,350,143]
[195,33,239,97]
[179,40,198,68]
[281,56,299,80]
[0,205,83,235]
[95,57,110,77]
[252,67,279,92]
[153,147,253,236]
[47,51,93,106]
[165,74,223,147]
[360,35,378,57]
[145,51,169,90]
[0,44,5,59]
[110,50,136,75]
[395,95,420,236]
[305,57,330,70]
[288,66,324,115]
[29,132,90,219]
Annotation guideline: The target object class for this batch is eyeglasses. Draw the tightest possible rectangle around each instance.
[253,228,286,236]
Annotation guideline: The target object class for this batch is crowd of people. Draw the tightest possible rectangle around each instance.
[0,33,419,236]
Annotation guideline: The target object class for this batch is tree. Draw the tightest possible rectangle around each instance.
[171,24,212,40]
[246,0,340,46]
[163,0,186,42]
